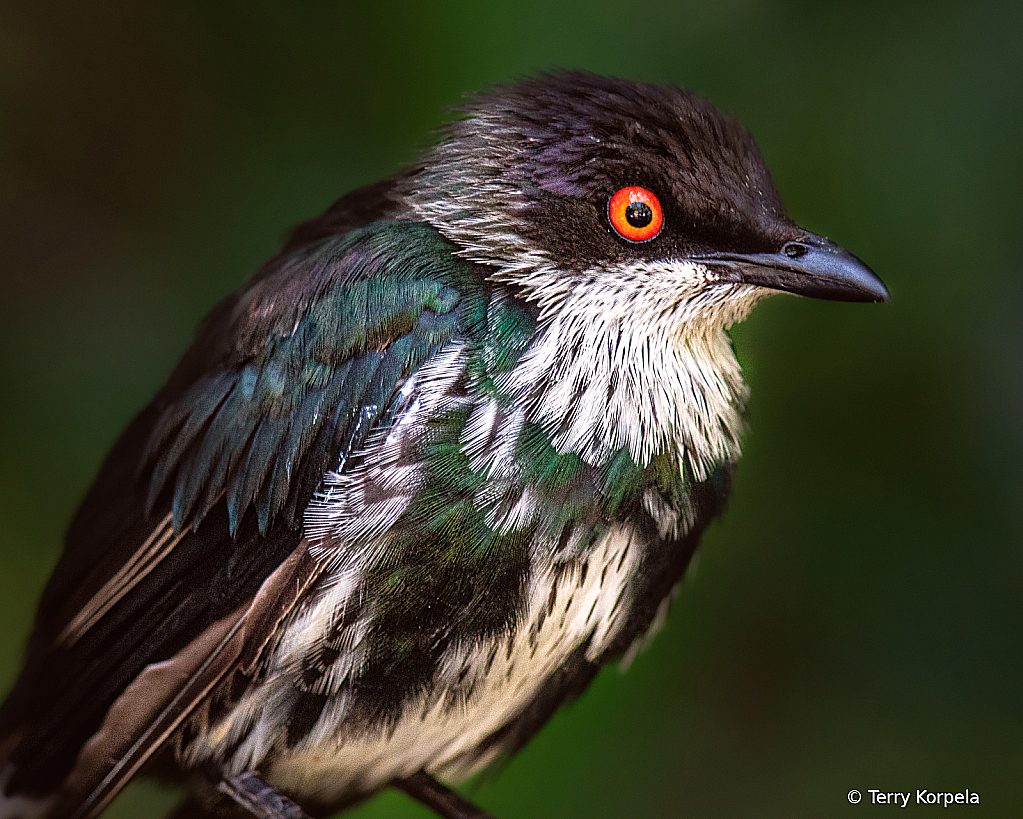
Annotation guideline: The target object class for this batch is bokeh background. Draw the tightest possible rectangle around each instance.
[2,1,1021,816]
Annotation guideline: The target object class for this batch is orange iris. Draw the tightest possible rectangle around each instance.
[608,186,663,242]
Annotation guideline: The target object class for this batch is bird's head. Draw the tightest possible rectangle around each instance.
[404,71,888,328]
[401,72,888,474]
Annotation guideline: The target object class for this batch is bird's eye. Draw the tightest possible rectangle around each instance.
[608,186,663,242]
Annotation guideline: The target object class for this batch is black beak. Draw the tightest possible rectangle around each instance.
[697,231,889,303]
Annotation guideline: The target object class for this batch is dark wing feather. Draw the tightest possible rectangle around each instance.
[0,200,482,817]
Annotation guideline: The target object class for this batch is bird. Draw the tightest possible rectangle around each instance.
[0,71,888,819]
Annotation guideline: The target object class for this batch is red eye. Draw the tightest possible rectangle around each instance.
[608,186,663,242]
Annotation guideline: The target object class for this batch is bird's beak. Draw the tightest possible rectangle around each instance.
[697,231,889,303]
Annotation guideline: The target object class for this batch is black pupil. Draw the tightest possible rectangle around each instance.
[625,201,653,228]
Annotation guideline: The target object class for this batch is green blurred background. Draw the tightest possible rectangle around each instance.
[1,1,1021,816]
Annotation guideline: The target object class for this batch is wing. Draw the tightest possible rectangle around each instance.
[0,202,484,818]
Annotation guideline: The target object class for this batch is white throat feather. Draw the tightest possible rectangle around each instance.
[497,260,766,479]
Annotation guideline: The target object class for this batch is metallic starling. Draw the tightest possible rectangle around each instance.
[0,72,888,819]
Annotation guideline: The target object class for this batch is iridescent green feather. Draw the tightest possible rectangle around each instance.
[142,221,483,536]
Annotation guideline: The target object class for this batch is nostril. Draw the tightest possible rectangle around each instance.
[783,242,809,259]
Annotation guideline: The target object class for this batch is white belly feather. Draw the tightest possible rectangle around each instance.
[192,525,640,804]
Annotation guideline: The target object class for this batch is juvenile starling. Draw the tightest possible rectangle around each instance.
[0,72,888,819]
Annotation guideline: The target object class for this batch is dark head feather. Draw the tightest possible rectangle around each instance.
[405,71,800,274]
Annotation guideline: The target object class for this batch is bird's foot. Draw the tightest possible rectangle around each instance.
[217,771,312,819]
